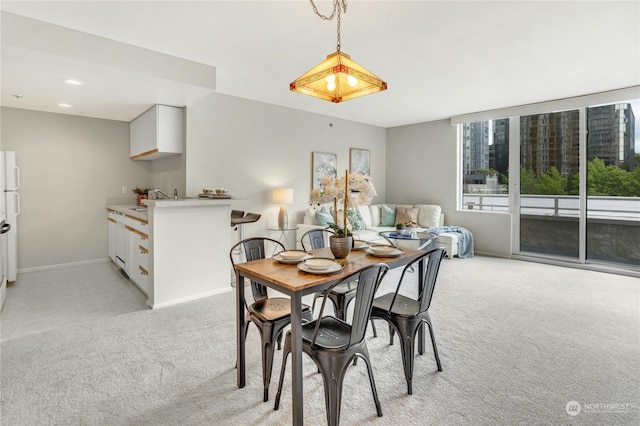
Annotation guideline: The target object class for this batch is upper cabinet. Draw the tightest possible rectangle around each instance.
[130,105,184,160]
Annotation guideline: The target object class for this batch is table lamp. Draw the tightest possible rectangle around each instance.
[273,188,294,229]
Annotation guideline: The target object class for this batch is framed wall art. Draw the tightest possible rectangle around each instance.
[311,151,337,189]
[349,148,371,175]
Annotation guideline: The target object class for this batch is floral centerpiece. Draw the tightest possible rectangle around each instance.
[309,170,377,238]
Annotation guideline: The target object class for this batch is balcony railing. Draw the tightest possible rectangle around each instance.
[462,194,640,221]
[462,194,640,266]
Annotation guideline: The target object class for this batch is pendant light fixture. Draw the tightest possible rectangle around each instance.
[290,0,387,103]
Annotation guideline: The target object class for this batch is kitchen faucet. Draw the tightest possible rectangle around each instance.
[151,188,178,200]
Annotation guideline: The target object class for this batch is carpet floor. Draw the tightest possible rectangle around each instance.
[1,256,638,425]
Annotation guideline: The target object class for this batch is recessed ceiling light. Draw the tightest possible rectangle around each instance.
[64,79,85,86]
[57,103,73,108]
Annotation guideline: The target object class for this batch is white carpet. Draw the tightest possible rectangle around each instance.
[1,256,638,425]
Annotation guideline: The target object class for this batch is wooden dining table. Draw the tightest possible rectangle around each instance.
[234,245,425,425]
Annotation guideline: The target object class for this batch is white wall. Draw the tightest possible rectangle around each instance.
[0,95,386,269]
[2,96,511,270]
[185,92,387,239]
[386,119,512,257]
[0,107,151,269]
[149,153,185,197]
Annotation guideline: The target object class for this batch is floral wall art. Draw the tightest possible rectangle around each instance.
[311,151,337,190]
[349,148,370,175]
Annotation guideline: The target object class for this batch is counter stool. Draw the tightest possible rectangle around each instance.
[230,210,261,286]
[231,210,262,245]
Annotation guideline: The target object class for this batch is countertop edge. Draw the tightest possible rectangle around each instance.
[143,197,249,208]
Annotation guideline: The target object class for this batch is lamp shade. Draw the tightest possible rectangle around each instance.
[290,51,387,103]
[273,188,294,204]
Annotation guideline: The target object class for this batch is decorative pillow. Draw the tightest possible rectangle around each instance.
[314,206,335,226]
[358,205,372,228]
[304,207,317,225]
[347,208,366,231]
[380,204,396,226]
[414,204,442,229]
[369,205,381,226]
[395,206,419,225]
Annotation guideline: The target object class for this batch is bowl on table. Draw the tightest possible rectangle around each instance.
[302,258,336,271]
[215,188,230,195]
[369,245,398,256]
[277,250,308,262]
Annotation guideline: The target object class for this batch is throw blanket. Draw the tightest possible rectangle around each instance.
[426,226,474,259]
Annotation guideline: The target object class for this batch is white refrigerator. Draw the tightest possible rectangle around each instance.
[0,151,17,310]
[2,151,19,282]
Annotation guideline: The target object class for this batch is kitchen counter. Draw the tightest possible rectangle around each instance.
[148,197,250,308]
[148,198,238,308]
[108,197,251,309]
[108,197,248,222]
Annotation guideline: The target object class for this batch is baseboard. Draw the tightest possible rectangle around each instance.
[18,258,111,275]
[149,286,233,309]
[511,254,640,278]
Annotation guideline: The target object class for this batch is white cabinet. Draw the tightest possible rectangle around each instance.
[126,216,150,295]
[109,210,127,270]
[130,105,184,160]
[107,210,117,262]
[108,208,151,296]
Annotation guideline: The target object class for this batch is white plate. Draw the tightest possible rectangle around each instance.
[352,240,370,250]
[365,247,404,257]
[303,258,337,270]
[370,245,399,254]
[274,252,311,264]
[297,261,344,274]
[277,250,309,261]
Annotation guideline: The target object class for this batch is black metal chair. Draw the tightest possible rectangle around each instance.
[274,263,389,426]
[301,228,355,319]
[370,248,447,395]
[230,237,313,402]
[302,228,378,349]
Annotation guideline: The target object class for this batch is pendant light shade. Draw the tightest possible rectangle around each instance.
[290,51,387,103]
[290,0,387,103]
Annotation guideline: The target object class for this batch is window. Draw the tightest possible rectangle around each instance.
[456,94,639,270]
[460,119,509,212]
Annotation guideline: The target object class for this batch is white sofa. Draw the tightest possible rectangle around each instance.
[297,204,460,258]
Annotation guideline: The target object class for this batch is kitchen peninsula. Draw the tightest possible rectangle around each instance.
[107,198,240,309]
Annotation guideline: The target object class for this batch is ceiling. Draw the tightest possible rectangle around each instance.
[1,1,639,127]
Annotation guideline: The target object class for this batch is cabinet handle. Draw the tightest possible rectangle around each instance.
[0,222,11,234]
[127,227,148,238]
